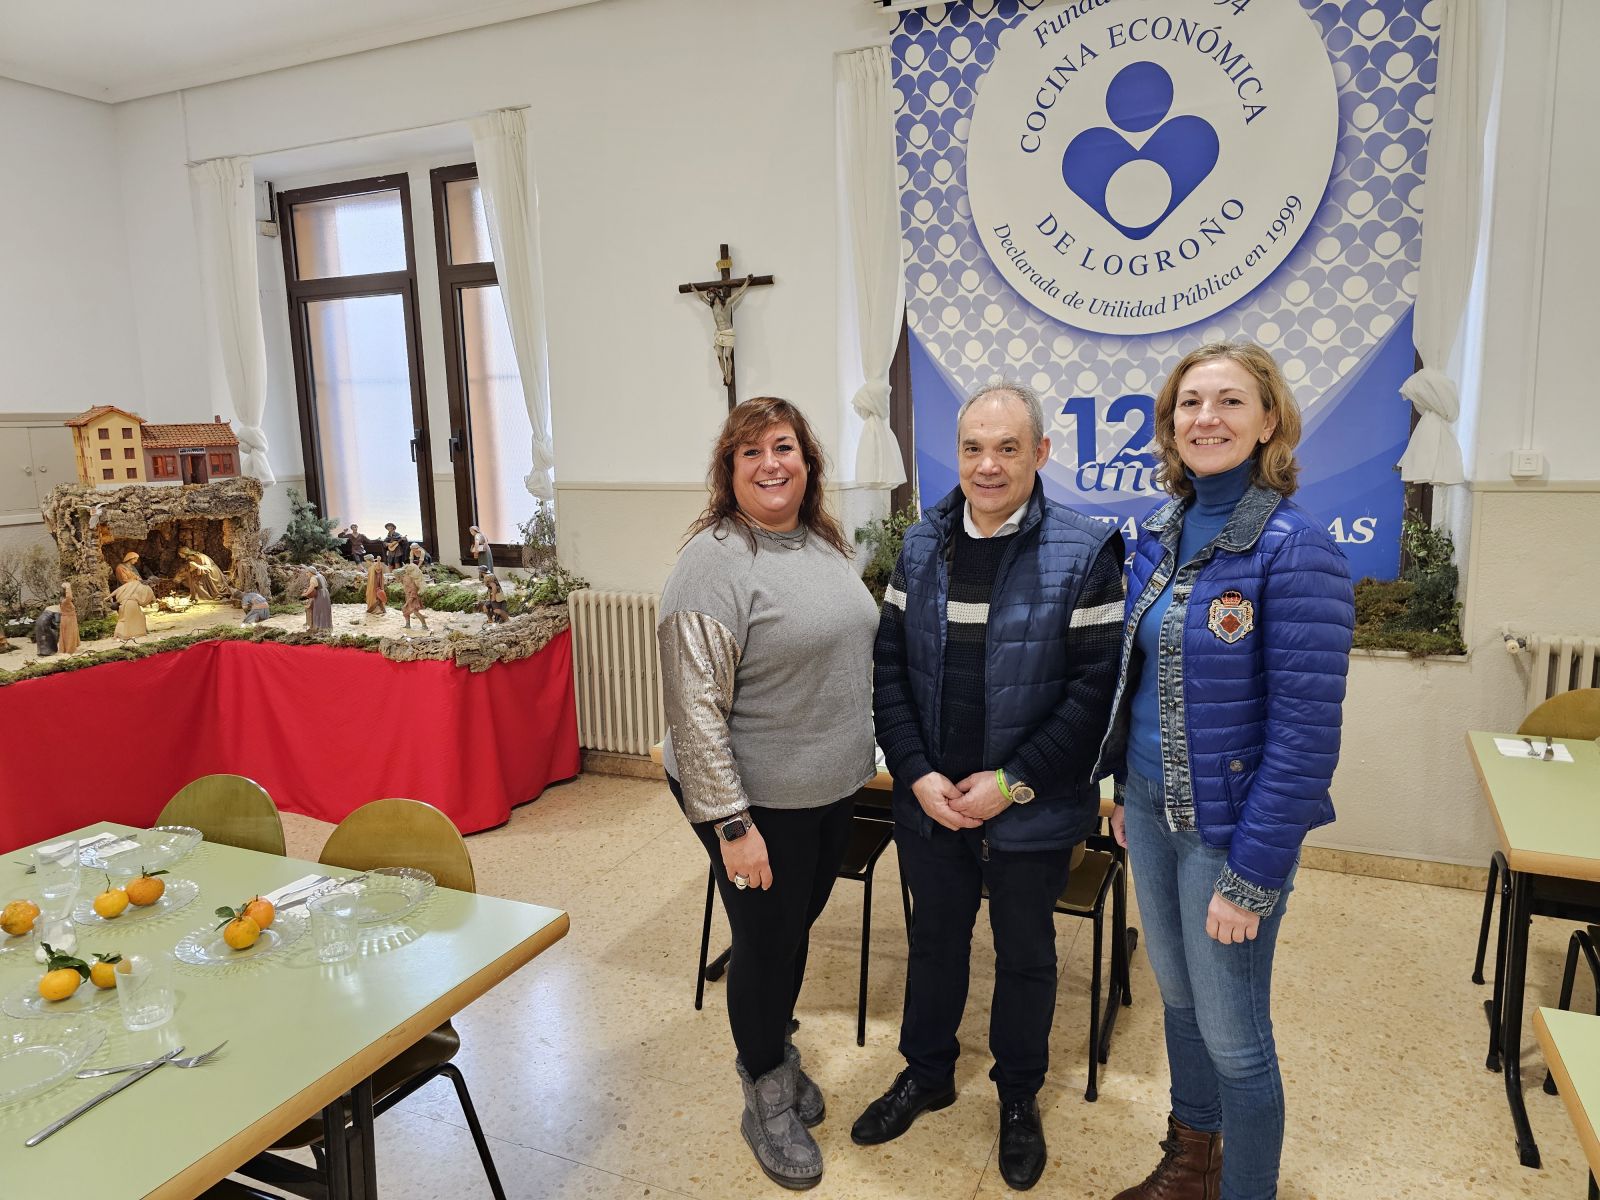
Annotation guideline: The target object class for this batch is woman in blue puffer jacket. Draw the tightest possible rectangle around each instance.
[1098,342,1355,1200]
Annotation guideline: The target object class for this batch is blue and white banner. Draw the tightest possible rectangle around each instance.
[894,0,1436,580]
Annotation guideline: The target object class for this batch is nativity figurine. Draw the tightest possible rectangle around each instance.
[397,545,430,632]
[301,570,333,633]
[112,574,156,641]
[32,607,60,656]
[240,590,271,626]
[364,555,388,616]
[176,547,226,602]
[478,572,510,625]
[57,583,79,654]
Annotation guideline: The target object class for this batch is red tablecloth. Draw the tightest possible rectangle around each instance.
[0,631,579,852]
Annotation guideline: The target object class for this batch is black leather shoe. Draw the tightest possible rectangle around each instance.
[998,1096,1047,1190]
[850,1069,956,1145]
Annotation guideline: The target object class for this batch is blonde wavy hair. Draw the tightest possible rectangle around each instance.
[1152,341,1302,502]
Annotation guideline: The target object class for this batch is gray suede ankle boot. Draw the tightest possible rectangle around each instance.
[785,1040,824,1127]
[736,1055,823,1190]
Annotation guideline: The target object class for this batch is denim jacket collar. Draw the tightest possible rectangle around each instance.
[1142,484,1283,553]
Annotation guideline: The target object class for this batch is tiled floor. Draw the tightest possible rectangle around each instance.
[255,774,1596,1199]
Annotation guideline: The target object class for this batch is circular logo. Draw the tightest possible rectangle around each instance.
[968,2,1338,335]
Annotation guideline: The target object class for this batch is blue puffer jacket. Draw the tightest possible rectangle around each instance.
[880,481,1119,851]
[1093,484,1355,912]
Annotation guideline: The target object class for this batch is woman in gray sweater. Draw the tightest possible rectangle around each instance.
[660,397,879,1190]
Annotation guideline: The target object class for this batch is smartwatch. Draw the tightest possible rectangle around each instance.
[996,769,1035,805]
[715,812,754,842]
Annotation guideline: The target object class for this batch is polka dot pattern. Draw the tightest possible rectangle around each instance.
[892,0,1434,418]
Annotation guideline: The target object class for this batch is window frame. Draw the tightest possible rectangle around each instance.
[429,163,529,570]
[277,173,439,561]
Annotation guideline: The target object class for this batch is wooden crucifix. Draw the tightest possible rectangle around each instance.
[678,243,775,411]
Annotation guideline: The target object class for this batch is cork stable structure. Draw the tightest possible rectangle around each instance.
[42,478,271,620]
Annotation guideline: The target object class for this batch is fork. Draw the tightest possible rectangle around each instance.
[77,1041,228,1078]
[277,873,371,912]
[1544,734,1555,761]
[1524,737,1541,758]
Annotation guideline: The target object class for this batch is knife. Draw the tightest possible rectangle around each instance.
[25,1046,184,1147]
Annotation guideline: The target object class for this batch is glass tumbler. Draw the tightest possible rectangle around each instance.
[116,954,176,1031]
[309,890,360,963]
[33,842,82,921]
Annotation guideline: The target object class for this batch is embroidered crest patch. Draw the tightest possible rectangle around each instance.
[1207,590,1255,644]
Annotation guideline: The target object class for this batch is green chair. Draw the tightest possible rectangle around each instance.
[157,774,285,857]
[231,799,504,1200]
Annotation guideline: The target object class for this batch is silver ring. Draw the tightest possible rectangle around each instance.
[733,873,750,890]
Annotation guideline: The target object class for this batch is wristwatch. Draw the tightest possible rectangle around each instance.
[996,769,1035,805]
[715,812,754,841]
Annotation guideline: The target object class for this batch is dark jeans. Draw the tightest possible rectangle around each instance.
[894,822,1073,1103]
[669,776,853,1078]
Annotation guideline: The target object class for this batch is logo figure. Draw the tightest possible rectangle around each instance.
[1207,590,1255,644]
[1061,61,1220,241]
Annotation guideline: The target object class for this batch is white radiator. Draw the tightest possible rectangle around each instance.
[1525,635,1600,710]
[568,589,665,756]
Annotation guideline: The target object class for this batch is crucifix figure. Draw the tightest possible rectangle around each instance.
[679,243,775,410]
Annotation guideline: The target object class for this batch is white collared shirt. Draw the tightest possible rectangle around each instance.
[962,500,1030,539]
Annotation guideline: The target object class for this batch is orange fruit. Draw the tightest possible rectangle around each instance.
[222,916,260,951]
[92,886,130,920]
[242,897,275,930]
[88,952,122,989]
[126,869,168,908]
[38,968,82,1002]
[1,899,40,937]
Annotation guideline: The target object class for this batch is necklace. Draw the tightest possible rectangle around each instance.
[754,524,808,550]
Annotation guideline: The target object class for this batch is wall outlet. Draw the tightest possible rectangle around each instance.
[1509,449,1545,478]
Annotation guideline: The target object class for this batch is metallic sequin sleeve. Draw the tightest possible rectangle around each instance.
[658,609,750,824]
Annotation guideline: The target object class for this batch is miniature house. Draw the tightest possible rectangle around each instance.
[66,407,241,487]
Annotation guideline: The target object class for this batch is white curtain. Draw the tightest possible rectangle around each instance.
[189,157,274,483]
[470,109,556,501]
[1398,0,1483,486]
[838,47,907,488]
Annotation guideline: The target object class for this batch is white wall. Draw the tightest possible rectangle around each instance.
[0,78,143,420]
[112,0,888,499]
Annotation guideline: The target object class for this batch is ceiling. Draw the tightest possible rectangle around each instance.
[0,0,605,104]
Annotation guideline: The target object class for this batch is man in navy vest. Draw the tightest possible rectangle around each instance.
[851,383,1124,1191]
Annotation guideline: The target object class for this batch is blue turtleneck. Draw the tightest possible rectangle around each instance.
[1126,458,1255,785]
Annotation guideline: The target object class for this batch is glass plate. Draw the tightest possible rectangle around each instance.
[71,878,199,928]
[2,977,119,1020]
[173,908,307,967]
[351,868,435,926]
[81,827,203,877]
[0,1021,106,1108]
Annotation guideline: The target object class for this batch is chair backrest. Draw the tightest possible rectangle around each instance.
[318,798,476,894]
[157,774,285,856]
[1519,689,1600,741]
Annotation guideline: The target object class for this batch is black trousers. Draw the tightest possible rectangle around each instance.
[895,822,1073,1103]
[670,777,853,1078]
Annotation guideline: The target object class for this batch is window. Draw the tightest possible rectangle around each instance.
[151,455,177,479]
[431,164,536,566]
[126,469,137,479]
[209,452,234,474]
[99,447,111,460]
[98,428,109,440]
[123,447,134,460]
[101,468,113,480]
[278,175,435,557]
[121,427,133,439]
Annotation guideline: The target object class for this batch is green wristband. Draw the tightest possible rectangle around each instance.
[995,768,1014,803]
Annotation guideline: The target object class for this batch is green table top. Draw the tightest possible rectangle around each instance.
[0,822,568,1199]
[1536,1006,1600,1176]
[1467,731,1600,880]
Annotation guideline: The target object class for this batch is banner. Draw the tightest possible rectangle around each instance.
[894,0,1436,580]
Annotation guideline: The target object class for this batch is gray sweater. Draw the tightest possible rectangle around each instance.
[660,523,878,821]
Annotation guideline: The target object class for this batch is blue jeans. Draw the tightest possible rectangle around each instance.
[1123,769,1297,1200]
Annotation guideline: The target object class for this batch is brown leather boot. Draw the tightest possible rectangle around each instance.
[1111,1114,1222,1200]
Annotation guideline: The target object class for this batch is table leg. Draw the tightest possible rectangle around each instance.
[351,1078,379,1200]
[322,1093,353,1200]
[1500,869,1541,1168]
